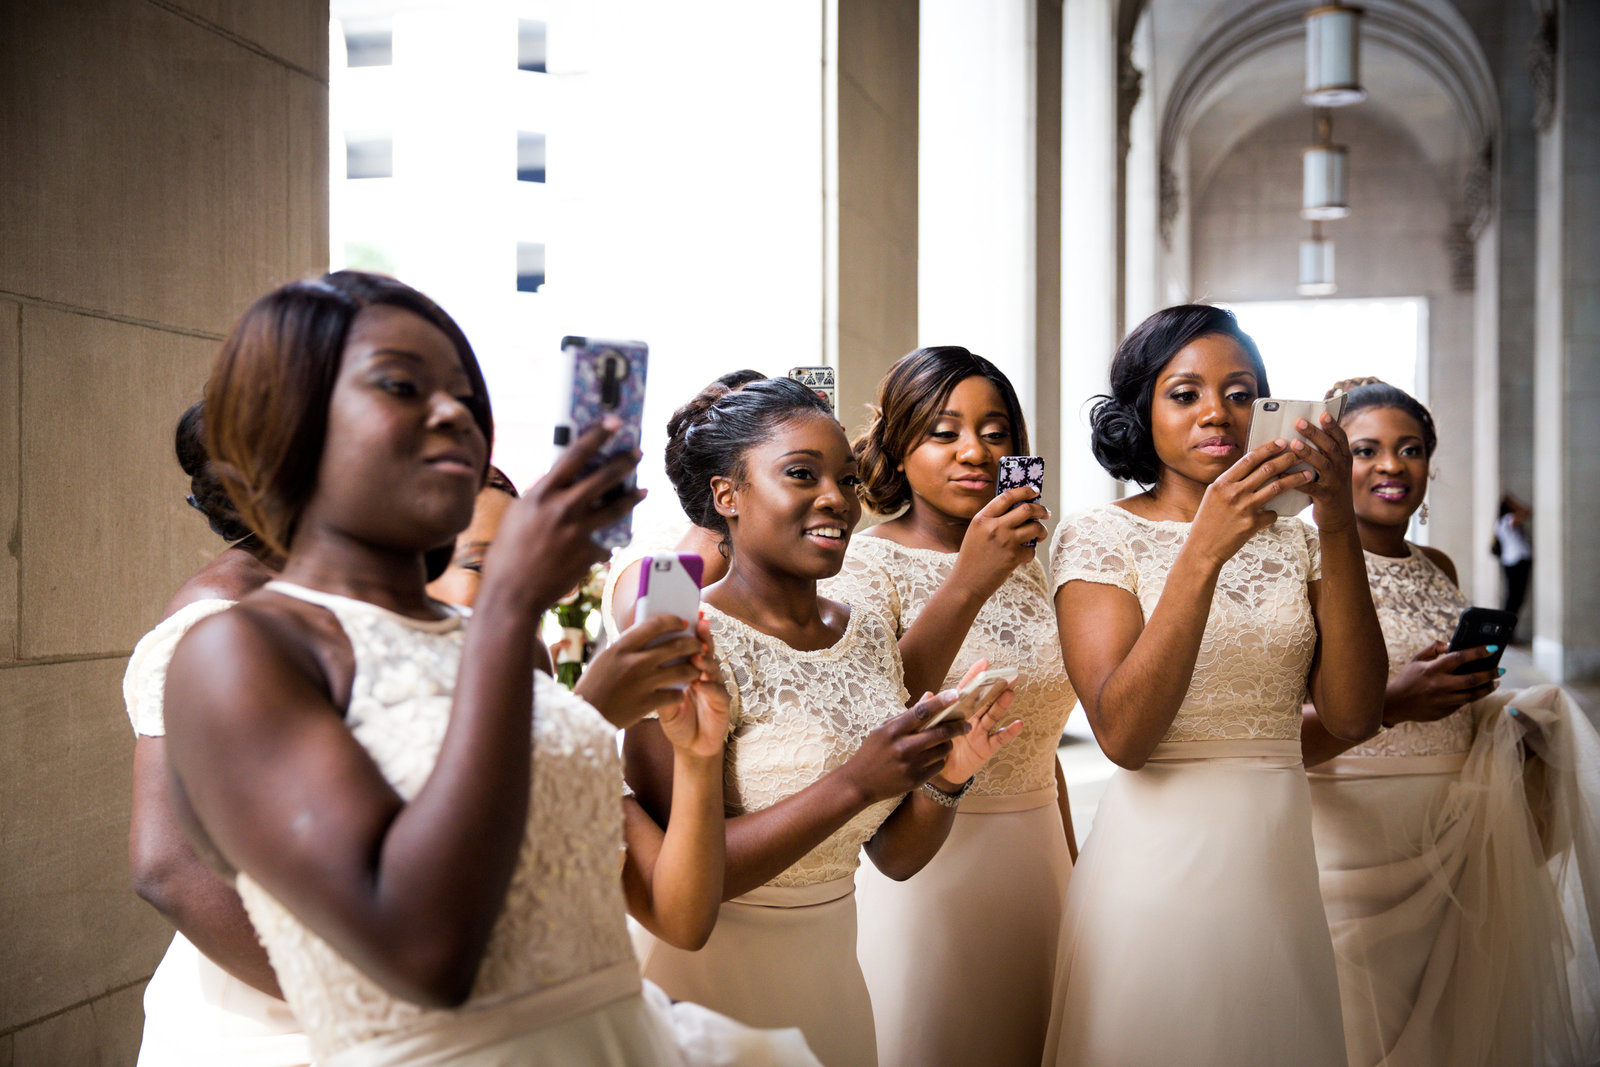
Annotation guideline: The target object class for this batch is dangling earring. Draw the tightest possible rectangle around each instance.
[1418,501,1429,525]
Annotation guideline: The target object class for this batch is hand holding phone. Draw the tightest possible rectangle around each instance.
[1446,607,1516,675]
[635,553,705,688]
[920,667,1019,729]
[997,456,1046,547]
[1244,393,1348,515]
[555,336,649,549]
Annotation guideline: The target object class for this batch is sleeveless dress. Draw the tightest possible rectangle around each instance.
[229,582,819,1067]
[1041,504,1346,1067]
[821,536,1076,1067]
[122,598,312,1067]
[639,600,911,1067]
[1308,544,1600,1066]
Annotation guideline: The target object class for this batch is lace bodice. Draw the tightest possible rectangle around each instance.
[123,598,233,736]
[1343,544,1474,758]
[705,601,910,887]
[821,536,1076,797]
[1049,504,1321,742]
[232,583,635,1058]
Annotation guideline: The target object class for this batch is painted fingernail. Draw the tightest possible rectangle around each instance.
[1487,645,1500,653]
[1508,706,1520,717]
[1497,668,1506,677]
[939,688,959,702]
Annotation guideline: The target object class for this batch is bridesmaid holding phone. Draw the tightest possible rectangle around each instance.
[822,346,1075,1067]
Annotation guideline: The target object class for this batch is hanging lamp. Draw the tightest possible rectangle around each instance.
[1304,4,1366,107]
[1298,221,1336,295]
[1301,109,1349,220]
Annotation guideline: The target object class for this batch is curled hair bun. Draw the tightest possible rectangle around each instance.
[1326,376,1384,399]
[1088,394,1160,486]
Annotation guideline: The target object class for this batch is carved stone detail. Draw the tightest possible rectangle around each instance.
[1463,138,1494,239]
[1159,163,1179,248]
[1445,219,1475,291]
[1117,39,1144,160]
[1530,8,1558,131]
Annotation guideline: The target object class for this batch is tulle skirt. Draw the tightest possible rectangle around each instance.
[1043,739,1346,1067]
[855,787,1072,1067]
[1310,684,1600,1066]
[137,932,311,1067]
[641,877,876,1066]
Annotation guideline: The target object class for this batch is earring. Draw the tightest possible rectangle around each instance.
[1419,501,1429,525]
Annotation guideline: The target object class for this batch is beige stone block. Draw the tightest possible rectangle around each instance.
[0,2,321,336]
[0,658,170,1030]
[3,979,148,1066]
[168,0,330,78]
[838,0,917,119]
[0,301,17,663]
[18,309,219,659]
[288,74,332,279]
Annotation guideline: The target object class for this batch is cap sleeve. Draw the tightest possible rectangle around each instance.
[122,599,235,737]
[1299,519,1323,583]
[1048,508,1138,596]
[823,539,904,635]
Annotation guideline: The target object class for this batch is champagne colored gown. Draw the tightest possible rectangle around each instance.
[639,601,912,1067]
[1041,504,1346,1067]
[227,583,819,1067]
[1308,544,1600,1066]
[821,535,1076,1067]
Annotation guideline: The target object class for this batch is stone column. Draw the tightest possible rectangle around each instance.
[1532,0,1600,682]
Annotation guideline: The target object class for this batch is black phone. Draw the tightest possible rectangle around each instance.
[1446,607,1517,675]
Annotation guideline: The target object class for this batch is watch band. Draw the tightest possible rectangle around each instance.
[919,776,973,808]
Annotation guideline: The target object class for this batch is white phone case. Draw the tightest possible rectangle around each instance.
[1244,393,1348,516]
[922,667,1019,728]
[634,555,704,688]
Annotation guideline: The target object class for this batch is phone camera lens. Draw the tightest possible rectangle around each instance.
[1264,401,1279,412]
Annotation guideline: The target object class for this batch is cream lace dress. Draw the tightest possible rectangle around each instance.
[1040,504,1346,1067]
[821,535,1076,1067]
[123,600,312,1067]
[229,582,818,1067]
[1309,545,1600,1066]
[638,600,911,1067]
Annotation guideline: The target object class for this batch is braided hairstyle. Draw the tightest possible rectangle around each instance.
[175,401,258,546]
[1326,377,1437,458]
[853,346,1029,515]
[665,375,835,555]
[1089,305,1270,486]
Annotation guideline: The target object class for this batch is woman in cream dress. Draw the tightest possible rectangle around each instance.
[821,347,1074,1067]
[1302,379,1600,1066]
[1043,305,1387,1067]
[162,273,818,1066]
[626,376,1021,1066]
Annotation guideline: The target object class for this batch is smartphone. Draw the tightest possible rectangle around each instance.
[788,366,837,413]
[1446,607,1517,676]
[555,336,649,549]
[997,455,1046,547]
[635,553,705,686]
[922,667,1019,729]
[1244,392,1349,516]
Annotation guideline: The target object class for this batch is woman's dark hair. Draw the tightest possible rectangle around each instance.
[1089,304,1270,486]
[854,346,1029,514]
[484,465,519,498]
[175,401,258,545]
[665,375,835,553]
[1325,376,1438,459]
[205,271,492,557]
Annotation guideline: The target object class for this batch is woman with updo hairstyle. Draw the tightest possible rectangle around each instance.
[162,271,820,1066]
[625,374,1023,1066]
[126,401,309,1065]
[1301,378,1600,1066]
[601,369,765,639]
[1041,304,1387,1066]
[819,345,1073,1067]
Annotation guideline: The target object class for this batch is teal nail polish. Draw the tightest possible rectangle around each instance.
[1497,668,1506,677]
[1508,706,1520,717]
[1486,645,1500,653]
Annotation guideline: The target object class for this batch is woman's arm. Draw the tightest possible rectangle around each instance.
[165,425,640,1008]
[129,736,283,997]
[891,488,1048,696]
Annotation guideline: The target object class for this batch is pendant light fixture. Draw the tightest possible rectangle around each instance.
[1298,221,1336,296]
[1303,4,1366,107]
[1301,109,1349,220]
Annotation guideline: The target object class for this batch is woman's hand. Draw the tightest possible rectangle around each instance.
[839,695,970,805]
[575,615,704,730]
[1292,413,1358,533]
[948,487,1050,598]
[935,660,1023,787]
[1382,640,1500,726]
[482,417,644,614]
[1188,439,1307,567]
[656,618,731,760]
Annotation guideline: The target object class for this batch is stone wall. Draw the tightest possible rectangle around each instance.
[0,1,328,1060]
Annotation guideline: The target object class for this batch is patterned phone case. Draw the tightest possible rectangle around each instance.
[788,366,837,413]
[997,455,1045,546]
[558,336,649,550]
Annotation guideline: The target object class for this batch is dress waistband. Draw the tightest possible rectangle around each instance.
[1146,739,1304,763]
[322,959,641,1067]
[959,783,1058,814]
[732,875,856,909]
[1308,751,1469,778]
